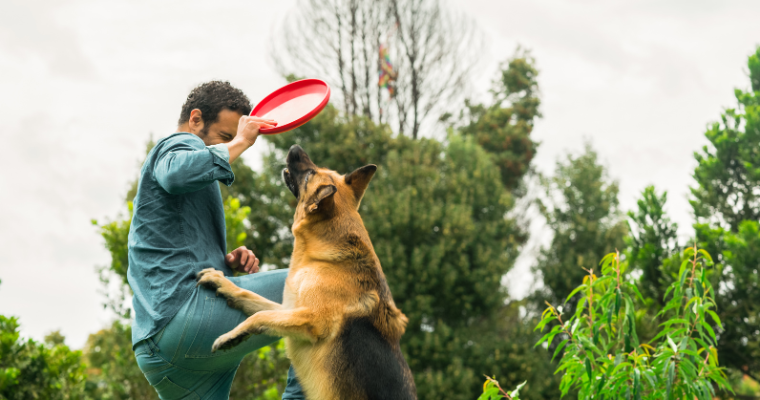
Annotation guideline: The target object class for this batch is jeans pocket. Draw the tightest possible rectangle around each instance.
[153,376,200,400]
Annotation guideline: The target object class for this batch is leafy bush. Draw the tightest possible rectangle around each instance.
[0,314,89,399]
[482,245,732,399]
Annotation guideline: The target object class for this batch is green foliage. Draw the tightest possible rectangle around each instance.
[479,377,527,400]
[690,46,760,232]
[459,48,540,190]
[229,340,291,400]
[0,314,89,399]
[92,203,133,319]
[224,196,251,252]
[534,247,731,399]
[690,45,760,383]
[707,220,760,382]
[626,186,678,306]
[82,321,155,399]
[533,143,628,313]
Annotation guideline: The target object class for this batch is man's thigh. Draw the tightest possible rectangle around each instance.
[172,269,288,368]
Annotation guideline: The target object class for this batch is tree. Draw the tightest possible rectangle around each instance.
[691,47,760,233]
[0,280,90,399]
[458,48,540,191]
[274,0,484,138]
[626,186,679,306]
[690,46,760,383]
[82,321,155,399]
[532,143,628,313]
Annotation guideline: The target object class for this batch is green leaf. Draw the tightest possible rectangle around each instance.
[552,339,569,361]
[627,282,645,302]
[585,357,593,380]
[509,381,527,398]
[706,310,723,329]
[633,368,641,400]
[667,335,678,354]
[565,285,586,304]
[478,386,500,400]
[666,360,675,400]
[697,249,713,266]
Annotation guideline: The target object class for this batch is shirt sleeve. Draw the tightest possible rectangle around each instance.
[154,135,235,195]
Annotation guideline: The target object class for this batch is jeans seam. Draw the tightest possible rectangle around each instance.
[185,296,219,359]
[171,291,199,363]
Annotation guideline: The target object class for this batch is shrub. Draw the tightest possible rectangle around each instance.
[481,245,732,399]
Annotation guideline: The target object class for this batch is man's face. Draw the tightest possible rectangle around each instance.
[197,109,243,146]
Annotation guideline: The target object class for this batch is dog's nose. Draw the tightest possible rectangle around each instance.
[286,144,308,165]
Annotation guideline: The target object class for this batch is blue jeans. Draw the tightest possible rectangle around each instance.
[133,269,305,400]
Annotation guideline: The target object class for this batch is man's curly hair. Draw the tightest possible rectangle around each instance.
[178,81,252,126]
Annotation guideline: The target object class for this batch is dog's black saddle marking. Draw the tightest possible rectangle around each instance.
[335,317,416,400]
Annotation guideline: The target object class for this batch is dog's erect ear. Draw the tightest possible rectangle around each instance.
[307,184,337,213]
[344,164,377,204]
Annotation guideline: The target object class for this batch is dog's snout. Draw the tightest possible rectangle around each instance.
[287,145,305,165]
[286,145,315,170]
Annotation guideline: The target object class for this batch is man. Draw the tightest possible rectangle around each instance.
[128,81,304,399]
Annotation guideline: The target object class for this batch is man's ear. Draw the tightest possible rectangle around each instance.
[344,165,377,204]
[307,184,337,213]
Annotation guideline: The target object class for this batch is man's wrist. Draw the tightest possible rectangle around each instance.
[226,137,253,164]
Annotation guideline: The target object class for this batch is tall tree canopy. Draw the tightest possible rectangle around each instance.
[625,186,679,306]
[532,143,628,312]
[691,46,760,383]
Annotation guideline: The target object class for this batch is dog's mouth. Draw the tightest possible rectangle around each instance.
[283,168,299,199]
[283,145,317,199]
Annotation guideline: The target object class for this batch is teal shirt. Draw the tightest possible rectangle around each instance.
[127,132,236,346]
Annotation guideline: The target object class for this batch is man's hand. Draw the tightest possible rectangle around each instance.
[227,116,277,163]
[225,246,260,274]
[237,116,276,146]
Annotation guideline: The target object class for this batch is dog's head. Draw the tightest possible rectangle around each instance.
[282,145,376,221]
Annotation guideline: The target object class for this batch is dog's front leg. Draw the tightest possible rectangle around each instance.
[196,268,283,316]
[212,307,325,352]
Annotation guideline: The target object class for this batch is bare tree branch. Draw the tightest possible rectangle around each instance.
[272,0,484,138]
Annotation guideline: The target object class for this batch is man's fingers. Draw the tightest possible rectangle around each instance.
[225,253,235,266]
[251,257,260,274]
[245,250,255,273]
[239,251,249,270]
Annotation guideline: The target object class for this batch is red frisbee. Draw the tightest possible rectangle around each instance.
[250,79,331,134]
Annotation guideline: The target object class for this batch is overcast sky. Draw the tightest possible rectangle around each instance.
[1,0,759,349]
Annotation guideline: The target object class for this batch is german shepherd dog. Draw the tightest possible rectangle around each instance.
[196,145,416,400]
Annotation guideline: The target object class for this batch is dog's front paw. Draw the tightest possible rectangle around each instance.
[212,330,252,352]
[196,268,225,290]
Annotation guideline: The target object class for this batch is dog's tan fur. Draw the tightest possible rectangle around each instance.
[197,145,416,400]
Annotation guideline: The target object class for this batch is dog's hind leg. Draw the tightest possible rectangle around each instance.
[196,268,283,316]
[212,307,325,352]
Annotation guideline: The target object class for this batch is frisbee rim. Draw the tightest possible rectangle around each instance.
[250,78,331,135]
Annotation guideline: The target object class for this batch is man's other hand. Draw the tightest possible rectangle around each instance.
[225,246,260,274]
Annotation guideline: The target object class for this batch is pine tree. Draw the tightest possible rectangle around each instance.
[690,46,760,382]
[459,48,540,191]
[626,186,678,306]
[532,143,628,312]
